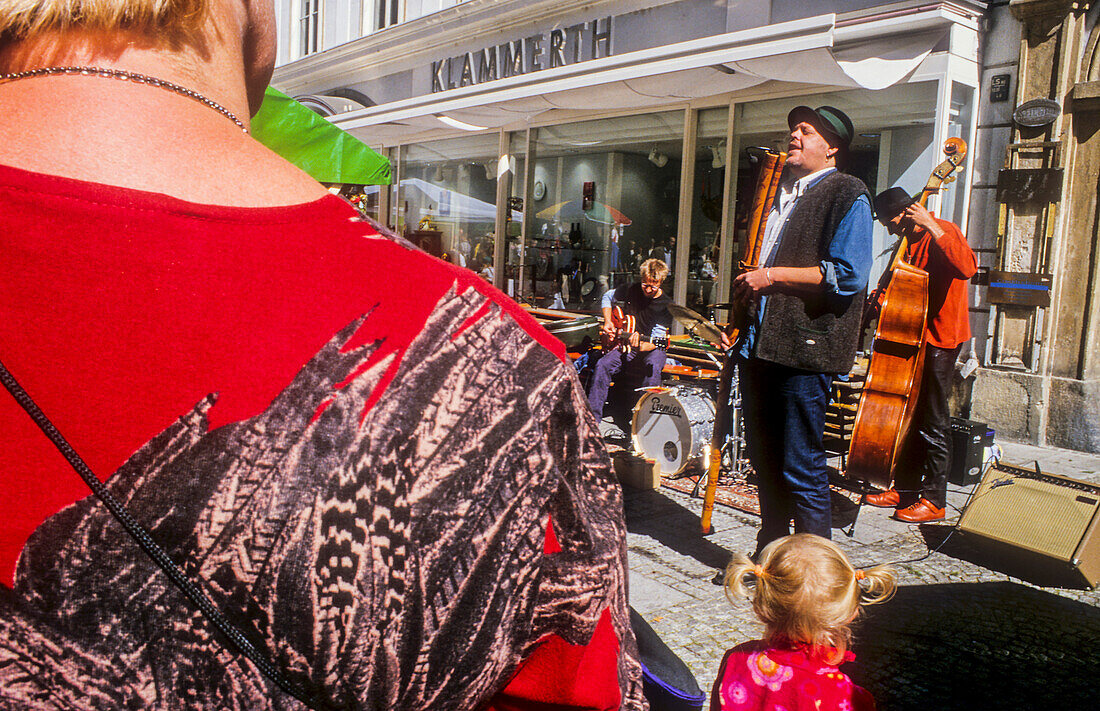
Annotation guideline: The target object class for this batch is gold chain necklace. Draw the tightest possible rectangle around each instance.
[0,66,248,133]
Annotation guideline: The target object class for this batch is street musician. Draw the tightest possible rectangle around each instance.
[587,258,672,423]
[862,188,978,523]
[726,106,873,555]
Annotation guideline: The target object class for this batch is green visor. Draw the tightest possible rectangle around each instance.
[251,87,391,186]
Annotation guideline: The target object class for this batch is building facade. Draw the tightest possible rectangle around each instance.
[966,0,1100,452]
[271,0,1100,453]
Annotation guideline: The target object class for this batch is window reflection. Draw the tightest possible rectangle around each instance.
[398,135,504,277]
[518,111,683,312]
[687,107,729,313]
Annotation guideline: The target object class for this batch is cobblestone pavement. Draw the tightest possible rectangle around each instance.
[624,440,1100,710]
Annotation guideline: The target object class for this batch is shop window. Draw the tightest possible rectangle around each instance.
[397,134,503,280]
[338,184,382,224]
[687,107,729,314]
[517,111,684,313]
[375,0,401,30]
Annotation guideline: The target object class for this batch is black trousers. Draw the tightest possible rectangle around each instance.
[895,344,960,509]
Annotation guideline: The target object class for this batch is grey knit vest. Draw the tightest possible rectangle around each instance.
[754,171,870,374]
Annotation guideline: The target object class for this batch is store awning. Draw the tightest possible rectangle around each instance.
[252,87,391,185]
[332,7,974,145]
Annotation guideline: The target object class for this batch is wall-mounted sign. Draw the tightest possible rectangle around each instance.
[995,168,1064,204]
[990,74,1011,103]
[1013,98,1061,127]
[431,17,613,93]
[987,270,1052,308]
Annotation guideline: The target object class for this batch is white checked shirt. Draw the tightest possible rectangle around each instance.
[757,166,836,268]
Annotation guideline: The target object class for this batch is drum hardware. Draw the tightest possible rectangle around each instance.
[632,384,716,477]
[668,304,725,347]
[632,378,750,482]
[704,303,736,326]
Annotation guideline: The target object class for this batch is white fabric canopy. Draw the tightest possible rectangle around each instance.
[334,10,957,144]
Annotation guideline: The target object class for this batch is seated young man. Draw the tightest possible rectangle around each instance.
[587,258,672,427]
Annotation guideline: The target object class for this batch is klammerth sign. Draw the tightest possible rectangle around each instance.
[431,17,613,92]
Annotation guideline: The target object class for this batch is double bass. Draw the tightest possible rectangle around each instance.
[845,138,967,489]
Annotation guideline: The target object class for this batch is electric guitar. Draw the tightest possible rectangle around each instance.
[601,305,669,352]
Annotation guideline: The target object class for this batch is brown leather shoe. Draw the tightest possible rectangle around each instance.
[862,488,900,508]
[892,498,945,523]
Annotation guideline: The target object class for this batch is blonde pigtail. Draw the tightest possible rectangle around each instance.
[856,564,897,605]
[722,553,762,605]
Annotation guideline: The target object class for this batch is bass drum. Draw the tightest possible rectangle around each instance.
[632,385,716,476]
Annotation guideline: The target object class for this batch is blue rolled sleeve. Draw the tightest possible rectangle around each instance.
[819,194,873,297]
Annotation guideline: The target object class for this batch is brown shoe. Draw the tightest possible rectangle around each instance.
[863,488,900,508]
[892,498,945,523]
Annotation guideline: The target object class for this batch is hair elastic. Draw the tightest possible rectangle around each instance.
[854,569,866,581]
[753,564,767,578]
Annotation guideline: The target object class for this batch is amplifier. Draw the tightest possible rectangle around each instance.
[958,462,1100,588]
[949,417,994,486]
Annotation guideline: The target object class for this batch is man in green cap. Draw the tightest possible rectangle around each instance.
[725,105,873,554]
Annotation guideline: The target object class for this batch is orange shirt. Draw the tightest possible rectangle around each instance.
[904,217,977,349]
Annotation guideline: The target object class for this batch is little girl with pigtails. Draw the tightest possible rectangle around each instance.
[712,534,896,711]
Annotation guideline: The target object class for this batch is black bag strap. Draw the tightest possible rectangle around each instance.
[0,357,330,710]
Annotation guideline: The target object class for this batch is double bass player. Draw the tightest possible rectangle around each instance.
[724,106,873,555]
[862,188,978,523]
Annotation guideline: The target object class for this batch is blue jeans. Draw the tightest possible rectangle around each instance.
[738,357,832,549]
[587,347,666,420]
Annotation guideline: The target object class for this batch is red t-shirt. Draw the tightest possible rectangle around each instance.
[0,163,633,708]
[904,217,977,349]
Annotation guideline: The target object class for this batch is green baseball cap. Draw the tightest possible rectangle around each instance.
[787,105,855,149]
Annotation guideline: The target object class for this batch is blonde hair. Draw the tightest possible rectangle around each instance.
[639,258,669,283]
[724,534,895,664]
[0,0,209,39]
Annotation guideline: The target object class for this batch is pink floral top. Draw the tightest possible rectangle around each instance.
[711,640,876,711]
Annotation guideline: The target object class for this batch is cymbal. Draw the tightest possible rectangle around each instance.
[708,302,736,310]
[668,304,724,345]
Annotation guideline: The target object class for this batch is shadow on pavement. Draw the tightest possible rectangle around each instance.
[919,524,1095,590]
[830,489,861,531]
[849,581,1099,710]
[624,489,734,571]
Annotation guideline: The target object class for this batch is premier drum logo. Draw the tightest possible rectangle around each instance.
[649,398,682,418]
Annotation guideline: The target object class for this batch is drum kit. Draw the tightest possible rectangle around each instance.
[629,303,751,483]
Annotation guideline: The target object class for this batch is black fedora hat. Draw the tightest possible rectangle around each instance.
[787,105,854,149]
[873,187,916,223]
